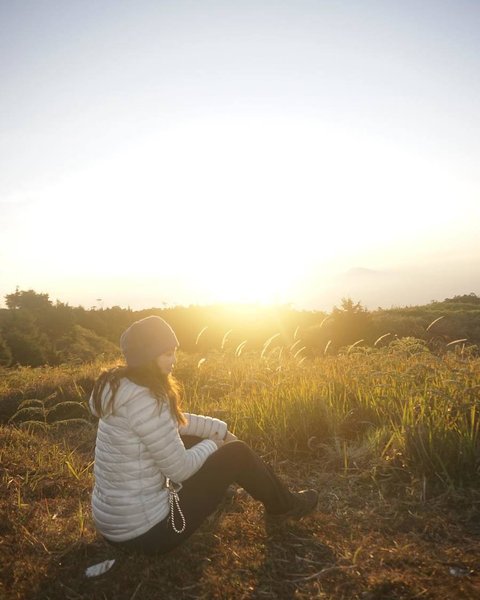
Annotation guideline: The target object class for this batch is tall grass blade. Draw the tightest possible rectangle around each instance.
[347,339,364,354]
[221,329,233,350]
[426,316,445,331]
[195,326,208,345]
[374,333,391,347]
[446,338,468,346]
[260,333,280,358]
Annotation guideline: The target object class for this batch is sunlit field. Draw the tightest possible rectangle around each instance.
[1,339,480,599]
[4,1,480,596]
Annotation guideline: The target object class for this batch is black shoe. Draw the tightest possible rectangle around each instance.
[266,489,319,522]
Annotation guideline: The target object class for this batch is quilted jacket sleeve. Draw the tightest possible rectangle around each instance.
[126,390,217,483]
[179,413,228,441]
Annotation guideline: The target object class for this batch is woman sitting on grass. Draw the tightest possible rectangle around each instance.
[89,315,318,555]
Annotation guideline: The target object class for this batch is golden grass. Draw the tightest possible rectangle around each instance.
[1,340,480,598]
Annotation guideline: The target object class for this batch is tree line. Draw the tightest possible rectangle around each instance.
[0,289,479,367]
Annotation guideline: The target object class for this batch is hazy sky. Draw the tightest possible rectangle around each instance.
[1,0,479,311]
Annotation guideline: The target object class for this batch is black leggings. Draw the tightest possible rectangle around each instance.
[114,439,294,555]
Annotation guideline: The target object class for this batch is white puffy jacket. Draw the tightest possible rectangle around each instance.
[89,377,228,542]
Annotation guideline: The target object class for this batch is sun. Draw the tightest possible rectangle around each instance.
[13,113,455,309]
[191,256,296,306]
[155,116,358,305]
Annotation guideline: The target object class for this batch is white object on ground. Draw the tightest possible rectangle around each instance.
[85,559,116,578]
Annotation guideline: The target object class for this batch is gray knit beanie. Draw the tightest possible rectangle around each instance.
[120,316,179,368]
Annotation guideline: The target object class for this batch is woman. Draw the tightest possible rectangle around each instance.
[89,315,318,555]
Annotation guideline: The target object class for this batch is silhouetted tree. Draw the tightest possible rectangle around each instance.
[330,298,372,350]
[2,309,50,366]
[5,288,52,311]
[41,301,76,353]
[444,293,480,305]
[0,331,12,366]
[56,325,120,363]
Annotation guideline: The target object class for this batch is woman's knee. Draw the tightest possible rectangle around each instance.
[217,439,255,463]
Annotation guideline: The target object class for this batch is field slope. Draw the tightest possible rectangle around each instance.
[1,344,480,599]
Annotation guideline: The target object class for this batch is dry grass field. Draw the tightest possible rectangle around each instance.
[1,341,480,599]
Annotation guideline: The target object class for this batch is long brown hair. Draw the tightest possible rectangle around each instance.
[91,361,186,425]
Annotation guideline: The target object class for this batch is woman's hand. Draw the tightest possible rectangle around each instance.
[223,431,238,443]
[213,431,238,449]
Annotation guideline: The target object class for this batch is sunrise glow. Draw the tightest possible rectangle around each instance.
[1,2,479,310]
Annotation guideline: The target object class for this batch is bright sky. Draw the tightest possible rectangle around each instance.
[1,0,479,311]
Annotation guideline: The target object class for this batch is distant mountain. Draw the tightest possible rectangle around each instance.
[303,260,479,311]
